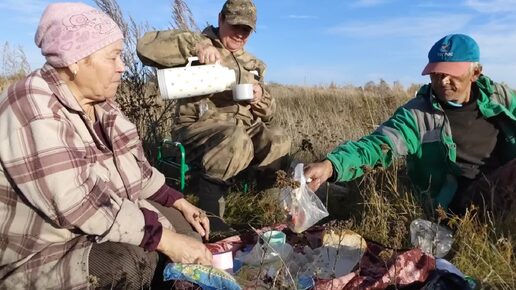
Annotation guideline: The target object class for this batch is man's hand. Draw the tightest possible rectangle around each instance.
[304,160,334,191]
[195,42,221,64]
[157,229,213,266]
[173,198,210,240]
[251,83,263,104]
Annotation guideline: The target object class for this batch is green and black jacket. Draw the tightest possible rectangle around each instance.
[327,75,516,208]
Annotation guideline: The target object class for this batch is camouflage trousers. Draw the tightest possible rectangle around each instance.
[172,117,291,181]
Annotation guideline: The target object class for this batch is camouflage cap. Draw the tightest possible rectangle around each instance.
[221,0,257,31]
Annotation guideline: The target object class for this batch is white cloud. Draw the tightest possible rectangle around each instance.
[288,15,319,20]
[327,14,473,39]
[465,0,516,13]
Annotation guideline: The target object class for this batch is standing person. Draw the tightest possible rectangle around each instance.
[137,0,291,226]
[0,3,212,289]
[305,34,516,223]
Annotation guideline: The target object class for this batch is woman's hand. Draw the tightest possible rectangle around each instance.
[195,42,221,64]
[304,160,334,192]
[173,198,210,240]
[157,229,213,266]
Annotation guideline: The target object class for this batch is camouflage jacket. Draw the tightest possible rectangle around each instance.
[137,26,275,128]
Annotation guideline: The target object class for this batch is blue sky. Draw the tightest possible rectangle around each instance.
[1,0,516,87]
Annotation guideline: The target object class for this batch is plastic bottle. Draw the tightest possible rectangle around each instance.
[410,218,453,258]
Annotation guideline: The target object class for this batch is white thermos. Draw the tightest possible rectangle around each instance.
[157,57,236,99]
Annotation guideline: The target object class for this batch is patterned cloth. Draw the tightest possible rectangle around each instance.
[163,263,241,290]
[315,244,435,289]
[203,225,436,290]
[137,26,291,181]
[0,64,174,289]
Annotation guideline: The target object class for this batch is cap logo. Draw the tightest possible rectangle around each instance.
[437,43,452,58]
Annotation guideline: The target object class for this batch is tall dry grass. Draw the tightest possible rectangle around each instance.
[268,82,416,161]
[0,41,30,93]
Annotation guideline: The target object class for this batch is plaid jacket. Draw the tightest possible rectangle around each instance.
[0,64,171,289]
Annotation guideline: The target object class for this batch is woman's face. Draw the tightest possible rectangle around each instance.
[74,40,125,101]
[218,16,252,52]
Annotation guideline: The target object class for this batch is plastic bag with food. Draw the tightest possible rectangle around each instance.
[279,163,329,233]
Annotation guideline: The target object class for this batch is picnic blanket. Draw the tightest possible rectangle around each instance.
[165,224,439,289]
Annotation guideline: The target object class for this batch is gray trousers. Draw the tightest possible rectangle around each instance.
[88,202,201,289]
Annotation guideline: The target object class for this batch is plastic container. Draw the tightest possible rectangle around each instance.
[410,219,453,258]
[157,57,236,99]
[260,230,286,246]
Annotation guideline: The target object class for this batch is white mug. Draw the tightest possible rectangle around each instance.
[212,250,233,272]
[232,83,254,101]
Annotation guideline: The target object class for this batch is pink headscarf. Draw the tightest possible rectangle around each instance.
[35,2,123,68]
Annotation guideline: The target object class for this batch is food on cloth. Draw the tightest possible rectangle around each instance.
[293,229,367,279]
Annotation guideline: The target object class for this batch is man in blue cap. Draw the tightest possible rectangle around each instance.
[305,34,516,222]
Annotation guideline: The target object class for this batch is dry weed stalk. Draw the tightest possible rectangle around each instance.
[444,207,515,289]
[1,42,30,78]
[0,42,30,92]
[170,0,199,31]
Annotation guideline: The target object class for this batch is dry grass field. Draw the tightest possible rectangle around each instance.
[1,0,513,288]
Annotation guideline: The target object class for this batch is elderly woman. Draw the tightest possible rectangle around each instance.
[0,2,212,289]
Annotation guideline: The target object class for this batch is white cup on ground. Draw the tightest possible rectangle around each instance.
[212,250,233,272]
[232,83,254,101]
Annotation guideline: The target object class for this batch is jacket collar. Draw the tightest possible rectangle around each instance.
[40,63,85,114]
[202,25,246,57]
[40,63,119,120]
[419,74,512,119]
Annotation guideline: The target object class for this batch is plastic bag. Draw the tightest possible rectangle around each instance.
[279,163,329,233]
[163,263,241,290]
[410,219,453,258]
[238,242,293,265]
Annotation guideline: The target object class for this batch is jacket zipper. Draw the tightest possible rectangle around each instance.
[231,52,242,84]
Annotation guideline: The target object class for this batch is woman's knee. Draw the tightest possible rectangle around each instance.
[89,242,158,289]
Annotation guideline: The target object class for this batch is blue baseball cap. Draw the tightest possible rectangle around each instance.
[422,34,480,77]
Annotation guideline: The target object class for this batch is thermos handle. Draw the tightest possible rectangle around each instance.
[186,56,221,67]
[186,57,199,67]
